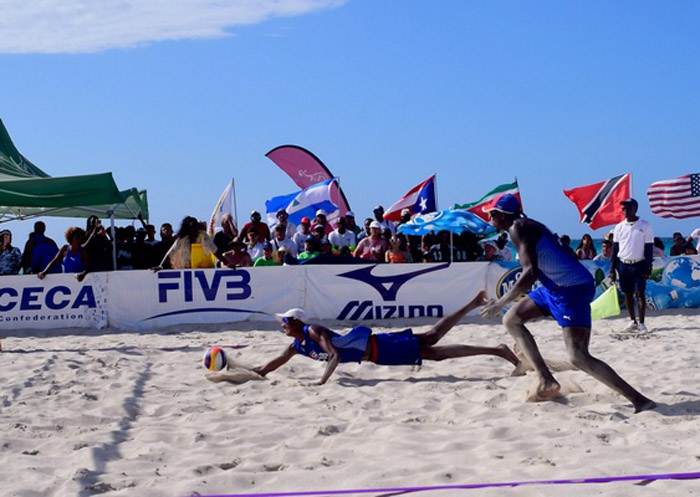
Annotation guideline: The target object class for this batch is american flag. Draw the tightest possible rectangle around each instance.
[647,173,700,219]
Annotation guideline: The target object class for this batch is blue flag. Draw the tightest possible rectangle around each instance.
[265,178,339,226]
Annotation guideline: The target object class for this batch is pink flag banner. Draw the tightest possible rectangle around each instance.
[265,145,351,219]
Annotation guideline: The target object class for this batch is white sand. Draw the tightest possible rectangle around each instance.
[1,311,699,497]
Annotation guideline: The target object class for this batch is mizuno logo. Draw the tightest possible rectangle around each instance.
[337,263,450,301]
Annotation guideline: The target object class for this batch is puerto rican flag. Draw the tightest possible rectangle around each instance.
[563,173,631,229]
[383,175,437,222]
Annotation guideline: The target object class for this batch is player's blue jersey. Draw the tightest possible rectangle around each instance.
[535,227,593,290]
[294,325,370,363]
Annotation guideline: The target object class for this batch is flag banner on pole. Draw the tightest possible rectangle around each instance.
[265,178,339,227]
[563,173,631,230]
[383,175,437,222]
[265,145,351,217]
[647,173,700,219]
[208,180,234,236]
[590,285,620,320]
[453,180,520,221]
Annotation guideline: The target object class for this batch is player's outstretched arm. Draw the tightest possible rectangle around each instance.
[255,344,297,377]
[309,325,341,385]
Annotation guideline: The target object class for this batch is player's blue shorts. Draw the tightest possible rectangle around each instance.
[370,329,422,366]
[528,281,595,328]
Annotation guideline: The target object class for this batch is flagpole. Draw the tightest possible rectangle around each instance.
[232,177,238,230]
[433,174,439,211]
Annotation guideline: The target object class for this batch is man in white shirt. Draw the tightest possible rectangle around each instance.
[688,228,700,252]
[270,223,298,258]
[328,217,356,253]
[292,217,312,255]
[610,198,654,333]
[374,205,396,234]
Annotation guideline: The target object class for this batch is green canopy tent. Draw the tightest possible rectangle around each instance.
[0,119,149,268]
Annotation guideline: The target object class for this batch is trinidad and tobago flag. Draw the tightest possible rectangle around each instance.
[563,173,631,230]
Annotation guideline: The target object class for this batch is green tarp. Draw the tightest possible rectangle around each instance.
[0,119,148,222]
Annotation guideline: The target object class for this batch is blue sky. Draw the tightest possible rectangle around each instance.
[1,0,699,245]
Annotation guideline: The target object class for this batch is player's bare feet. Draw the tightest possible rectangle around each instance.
[536,379,561,400]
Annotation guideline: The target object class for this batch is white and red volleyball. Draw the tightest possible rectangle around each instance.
[203,347,228,371]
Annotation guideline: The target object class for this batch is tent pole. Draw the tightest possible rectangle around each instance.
[110,213,117,271]
[450,229,453,263]
[232,177,238,229]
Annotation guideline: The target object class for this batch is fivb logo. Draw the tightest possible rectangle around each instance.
[157,270,252,303]
[335,264,449,320]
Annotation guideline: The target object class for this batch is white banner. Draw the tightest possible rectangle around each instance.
[108,267,303,330]
[0,273,108,330]
[304,262,489,321]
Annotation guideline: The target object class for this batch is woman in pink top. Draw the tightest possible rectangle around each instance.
[353,221,389,261]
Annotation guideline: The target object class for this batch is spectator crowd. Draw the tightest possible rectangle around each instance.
[0,208,698,276]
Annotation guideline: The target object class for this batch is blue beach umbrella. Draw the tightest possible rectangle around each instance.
[397,209,495,236]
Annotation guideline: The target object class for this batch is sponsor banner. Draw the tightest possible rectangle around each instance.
[0,273,108,329]
[487,256,700,312]
[304,262,489,322]
[108,267,303,330]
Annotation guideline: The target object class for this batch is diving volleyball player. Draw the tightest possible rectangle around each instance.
[480,194,655,413]
[254,291,520,385]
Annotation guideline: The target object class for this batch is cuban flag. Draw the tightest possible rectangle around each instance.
[383,175,437,222]
[265,178,339,226]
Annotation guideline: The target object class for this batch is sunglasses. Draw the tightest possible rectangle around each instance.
[282,317,291,323]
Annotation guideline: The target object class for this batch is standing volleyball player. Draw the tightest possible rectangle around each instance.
[480,194,655,413]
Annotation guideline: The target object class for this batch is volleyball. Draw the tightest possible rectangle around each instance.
[203,347,228,371]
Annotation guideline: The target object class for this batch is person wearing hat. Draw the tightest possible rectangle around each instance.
[344,211,362,239]
[223,239,253,267]
[610,198,654,333]
[292,217,312,255]
[253,292,519,385]
[238,210,270,244]
[253,241,278,267]
[373,205,396,234]
[270,222,298,258]
[298,236,321,261]
[353,220,389,261]
[480,194,655,413]
[312,209,333,236]
[273,208,297,240]
[476,239,502,262]
[244,227,265,261]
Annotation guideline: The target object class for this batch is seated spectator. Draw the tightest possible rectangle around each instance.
[386,233,412,263]
[154,216,227,270]
[223,240,253,267]
[477,239,502,262]
[430,230,454,262]
[576,234,597,260]
[652,237,666,259]
[312,209,333,236]
[373,205,396,234]
[26,221,60,275]
[353,221,389,261]
[292,217,312,255]
[272,209,297,240]
[298,236,321,261]
[670,232,686,256]
[0,229,22,275]
[254,242,279,267]
[496,232,514,261]
[145,224,159,246]
[319,238,333,256]
[345,211,362,239]
[213,213,238,254]
[245,227,264,261]
[559,234,577,258]
[312,224,328,244]
[238,210,270,243]
[38,227,90,281]
[270,223,298,257]
[329,217,356,253]
[357,217,373,242]
[116,226,135,270]
[593,238,613,261]
[397,208,412,229]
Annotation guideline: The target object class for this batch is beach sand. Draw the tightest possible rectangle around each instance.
[1,310,699,497]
